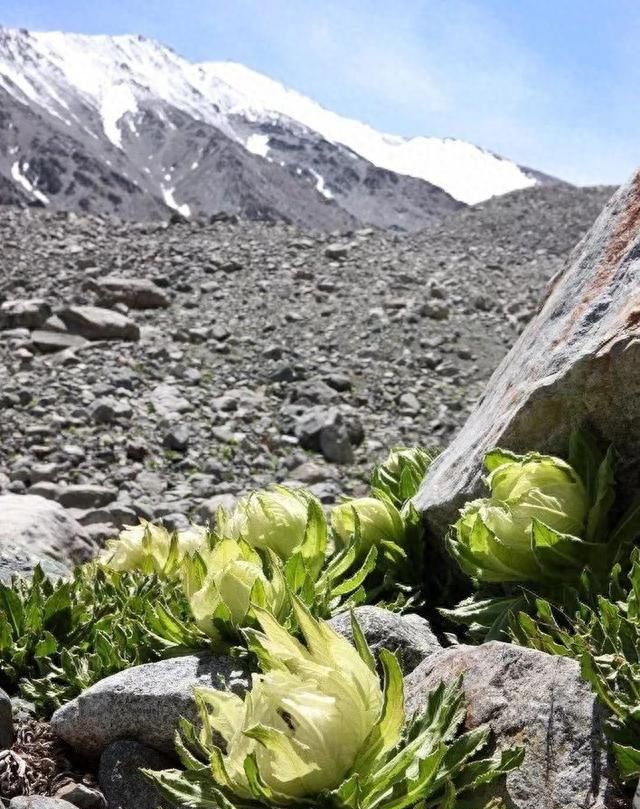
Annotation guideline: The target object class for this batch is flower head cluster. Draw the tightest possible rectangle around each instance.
[221,487,314,561]
[199,601,383,798]
[100,521,208,576]
[184,539,287,640]
[450,449,590,583]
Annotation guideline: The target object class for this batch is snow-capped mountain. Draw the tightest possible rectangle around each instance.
[196,61,544,206]
[0,27,561,228]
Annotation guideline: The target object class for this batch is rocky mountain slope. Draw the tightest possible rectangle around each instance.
[0,183,614,546]
[0,27,562,229]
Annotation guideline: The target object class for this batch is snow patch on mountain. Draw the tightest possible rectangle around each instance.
[161,186,190,217]
[0,26,558,220]
[101,84,137,147]
[309,169,334,199]
[245,133,270,157]
[197,61,537,204]
[11,161,48,204]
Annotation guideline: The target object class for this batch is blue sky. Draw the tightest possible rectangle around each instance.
[2,0,638,185]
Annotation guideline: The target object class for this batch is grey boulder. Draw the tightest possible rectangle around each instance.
[51,653,249,757]
[58,306,140,341]
[295,406,356,464]
[329,605,441,674]
[0,493,92,567]
[404,641,620,808]
[415,175,640,535]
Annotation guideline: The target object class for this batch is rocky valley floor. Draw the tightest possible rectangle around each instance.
[0,184,615,550]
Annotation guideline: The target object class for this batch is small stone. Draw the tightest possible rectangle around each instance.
[262,344,283,360]
[295,406,357,464]
[289,461,331,484]
[324,242,353,260]
[28,481,61,500]
[53,782,106,809]
[162,423,190,452]
[398,391,420,414]
[324,373,352,392]
[99,741,174,809]
[0,299,51,330]
[269,363,297,383]
[31,330,89,353]
[92,276,170,309]
[29,462,62,483]
[58,485,118,510]
[125,439,148,461]
[91,398,133,424]
[150,384,191,419]
[419,300,450,320]
[319,422,354,464]
[211,323,231,341]
[58,306,140,341]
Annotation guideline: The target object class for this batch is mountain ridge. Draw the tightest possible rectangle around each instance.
[0,26,563,229]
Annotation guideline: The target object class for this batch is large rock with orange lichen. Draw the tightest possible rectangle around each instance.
[415,172,640,536]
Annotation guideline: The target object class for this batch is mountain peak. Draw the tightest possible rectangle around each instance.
[0,27,562,226]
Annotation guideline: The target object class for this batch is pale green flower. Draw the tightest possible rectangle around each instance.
[450,450,589,583]
[186,538,286,638]
[331,496,405,551]
[221,487,312,560]
[371,445,433,508]
[99,520,208,575]
[196,601,384,800]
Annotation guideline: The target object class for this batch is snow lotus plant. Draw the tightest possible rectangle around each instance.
[370,446,434,511]
[327,448,435,607]
[332,497,406,552]
[182,538,288,643]
[443,431,640,641]
[99,520,209,578]
[217,486,375,618]
[145,599,523,809]
[448,448,597,585]
[331,497,407,574]
[220,487,320,566]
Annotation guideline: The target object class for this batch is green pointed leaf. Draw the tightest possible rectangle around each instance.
[350,610,376,673]
[612,743,640,779]
[586,447,616,542]
[330,546,378,597]
[353,649,404,777]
